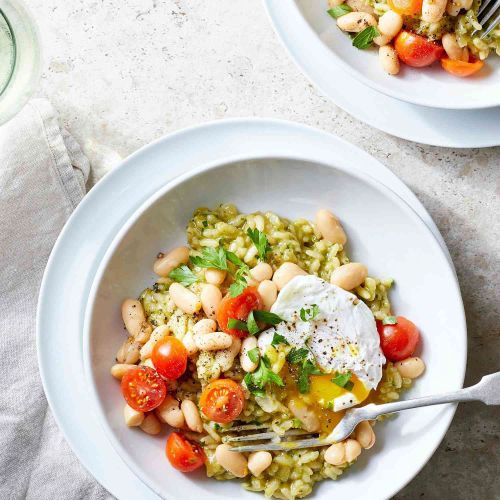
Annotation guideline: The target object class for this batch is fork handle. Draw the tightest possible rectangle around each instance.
[361,372,500,421]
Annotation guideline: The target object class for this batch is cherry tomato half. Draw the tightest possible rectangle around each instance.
[216,287,263,338]
[152,336,188,380]
[395,31,444,68]
[441,57,484,77]
[388,0,422,16]
[166,432,206,472]
[121,366,166,412]
[377,316,421,362]
[199,379,245,423]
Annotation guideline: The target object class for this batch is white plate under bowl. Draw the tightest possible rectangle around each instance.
[281,0,500,109]
[37,118,461,500]
[264,0,500,146]
[84,155,466,500]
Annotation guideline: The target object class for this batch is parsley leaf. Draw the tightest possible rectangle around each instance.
[271,332,289,346]
[228,318,248,331]
[247,228,270,261]
[244,355,284,397]
[190,247,228,270]
[168,265,198,286]
[229,264,249,297]
[247,311,260,335]
[331,371,354,391]
[327,4,352,18]
[298,360,322,393]
[253,310,284,325]
[286,347,310,364]
[225,250,246,267]
[352,26,380,49]
[382,315,397,325]
[247,347,260,363]
[299,304,319,322]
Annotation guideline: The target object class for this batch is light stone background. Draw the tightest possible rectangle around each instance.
[29,0,499,498]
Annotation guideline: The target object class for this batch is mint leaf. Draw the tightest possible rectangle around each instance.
[228,318,248,331]
[253,310,284,325]
[327,5,352,18]
[286,347,310,364]
[168,265,198,286]
[247,347,260,363]
[271,332,289,346]
[247,311,260,335]
[352,26,380,49]
[382,315,397,325]
[190,247,228,270]
[299,304,319,322]
[247,228,270,261]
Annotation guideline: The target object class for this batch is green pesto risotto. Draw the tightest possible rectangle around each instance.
[113,204,424,500]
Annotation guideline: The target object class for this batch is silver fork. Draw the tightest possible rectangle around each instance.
[227,372,500,452]
[475,0,500,38]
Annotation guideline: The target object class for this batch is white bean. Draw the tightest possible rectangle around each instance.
[155,395,186,428]
[329,0,345,6]
[374,33,393,46]
[288,399,320,432]
[240,336,259,373]
[153,246,190,277]
[124,404,144,427]
[442,33,468,61]
[378,10,403,38]
[169,283,202,315]
[201,284,222,319]
[140,325,170,360]
[446,0,472,16]
[330,263,368,290]
[346,0,375,14]
[422,0,447,23]
[215,337,242,372]
[140,413,162,435]
[116,337,141,364]
[336,12,376,32]
[121,299,152,343]
[205,268,227,286]
[110,363,136,380]
[250,262,273,282]
[182,330,198,356]
[315,209,347,244]
[181,399,203,433]
[193,318,217,335]
[194,331,233,351]
[248,451,273,476]
[395,357,425,379]
[272,262,308,291]
[344,439,362,462]
[215,444,248,477]
[324,442,346,465]
[258,280,278,311]
[379,45,400,75]
[355,421,376,449]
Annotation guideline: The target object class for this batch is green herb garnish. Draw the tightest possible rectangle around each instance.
[299,304,320,322]
[228,318,248,331]
[352,26,380,49]
[226,250,246,267]
[271,332,289,346]
[383,315,397,325]
[298,360,322,393]
[229,264,250,297]
[244,355,284,397]
[168,265,198,286]
[327,4,352,18]
[247,228,270,261]
[247,347,260,363]
[286,347,310,364]
[246,311,260,335]
[253,310,284,325]
[190,247,228,270]
[331,371,354,391]
[213,423,221,431]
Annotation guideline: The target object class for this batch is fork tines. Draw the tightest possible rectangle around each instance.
[476,0,500,38]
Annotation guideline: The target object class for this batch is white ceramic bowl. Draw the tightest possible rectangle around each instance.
[84,156,466,500]
[265,0,500,110]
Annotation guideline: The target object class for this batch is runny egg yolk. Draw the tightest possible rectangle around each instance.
[309,374,371,408]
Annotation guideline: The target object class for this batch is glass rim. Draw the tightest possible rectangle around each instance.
[0,7,17,95]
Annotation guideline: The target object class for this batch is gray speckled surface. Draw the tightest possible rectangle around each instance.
[29,0,499,498]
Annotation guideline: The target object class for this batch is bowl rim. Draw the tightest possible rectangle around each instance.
[83,152,467,500]
[263,0,500,110]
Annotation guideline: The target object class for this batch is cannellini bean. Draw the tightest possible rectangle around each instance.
[258,280,278,310]
[272,262,308,291]
[355,421,376,449]
[395,357,425,379]
[248,451,273,476]
[169,283,202,315]
[156,395,186,427]
[324,442,346,465]
[124,404,144,427]
[142,358,155,369]
[446,0,472,16]
[330,263,368,290]
[336,12,376,32]
[153,246,190,277]
[140,325,170,360]
[181,399,203,433]
[346,0,375,14]
[215,337,242,372]
[442,33,468,61]
[329,0,345,6]
[379,45,400,75]
[422,0,447,23]
[121,299,152,343]
[215,444,248,477]
[140,413,162,435]
[250,262,273,282]
[182,330,198,356]
[205,268,227,286]
[110,363,136,380]
[193,318,217,335]
[374,33,393,46]
[194,331,233,351]
[240,336,259,373]
[288,399,320,432]
[378,10,403,38]
[116,337,141,364]
[201,284,222,319]
[344,439,362,462]
[315,209,347,245]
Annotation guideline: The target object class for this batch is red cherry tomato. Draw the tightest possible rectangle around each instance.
[199,379,245,423]
[152,337,188,380]
[388,0,422,15]
[377,316,421,362]
[166,432,206,472]
[121,366,166,412]
[441,57,484,77]
[395,31,444,68]
[216,287,263,338]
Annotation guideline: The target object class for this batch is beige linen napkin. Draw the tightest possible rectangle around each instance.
[0,99,112,499]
